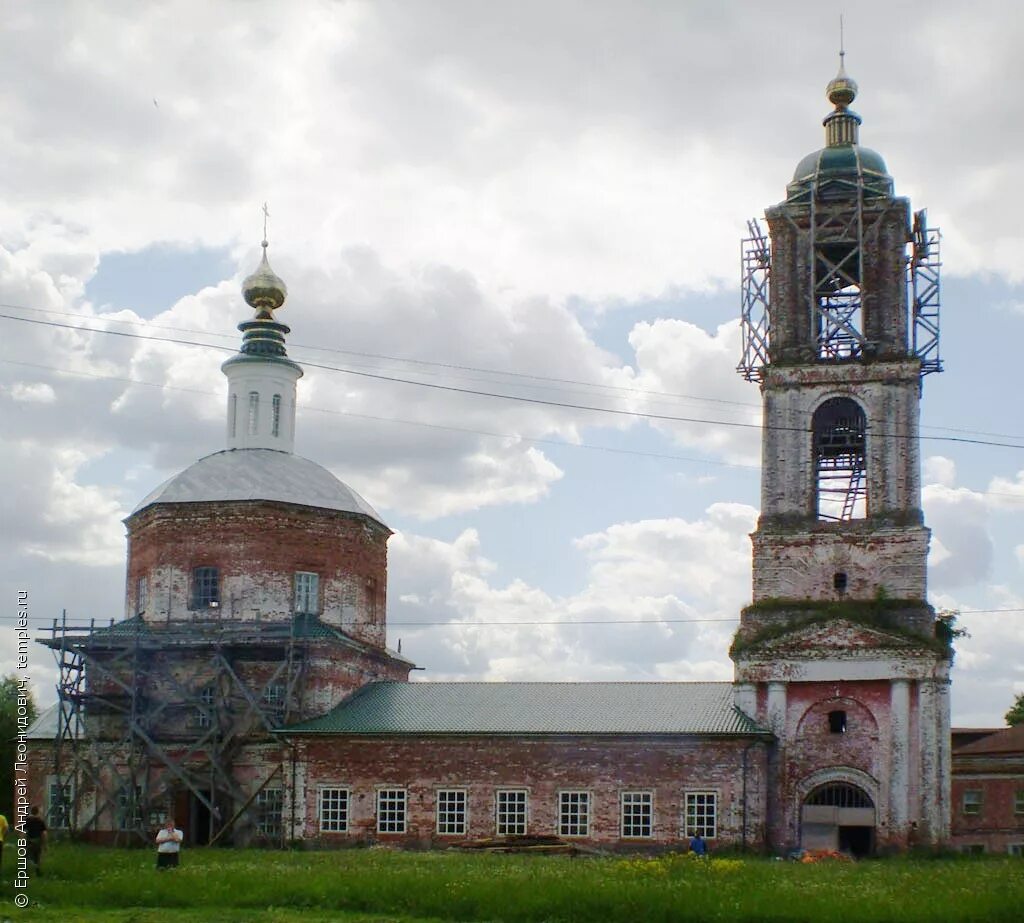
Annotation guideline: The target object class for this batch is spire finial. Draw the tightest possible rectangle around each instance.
[839,14,846,70]
[262,201,270,249]
[826,19,858,111]
[242,204,287,318]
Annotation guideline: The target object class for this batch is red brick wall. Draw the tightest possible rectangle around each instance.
[951,772,1024,854]
[294,735,769,851]
[125,501,390,647]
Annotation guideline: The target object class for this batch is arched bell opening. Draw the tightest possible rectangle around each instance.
[813,397,867,521]
[801,782,875,857]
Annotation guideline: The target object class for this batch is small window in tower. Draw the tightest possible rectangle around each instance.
[272,394,281,437]
[813,397,867,521]
[833,572,848,593]
[248,391,259,436]
[828,710,847,734]
[191,566,220,609]
[135,575,148,615]
[230,393,237,438]
[295,572,319,615]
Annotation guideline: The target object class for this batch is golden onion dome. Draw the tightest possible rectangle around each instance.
[826,56,858,109]
[242,241,287,318]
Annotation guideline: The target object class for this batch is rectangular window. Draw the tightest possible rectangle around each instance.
[256,788,283,839]
[685,791,717,839]
[558,791,590,838]
[319,788,350,833]
[230,393,238,438]
[262,683,286,714]
[195,684,215,729]
[962,790,982,816]
[191,566,219,609]
[294,572,320,615]
[272,394,281,437]
[47,777,74,829]
[1015,790,1024,815]
[436,789,467,836]
[621,791,653,838]
[496,789,527,836]
[117,784,143,831]
[961,844,985,856]
[135,575,148,615]
[377,788,407,834]
[1009,844,1024,857]
[248,391,259,436]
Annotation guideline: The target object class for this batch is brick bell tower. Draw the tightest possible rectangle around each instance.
[731,57,951,854]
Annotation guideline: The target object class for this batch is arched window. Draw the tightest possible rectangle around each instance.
[805,783,873,809]
[230,393,237,438]
[272,394,281,438]
[248,391,259,436]
[813,397,866,521]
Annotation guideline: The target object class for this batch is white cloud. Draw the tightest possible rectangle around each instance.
[923,455,956,488]
[922,484,993,588]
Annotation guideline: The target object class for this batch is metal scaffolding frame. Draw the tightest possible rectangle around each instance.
[911,209,942,377]
[43,610,309,847]
[737,219,771,382]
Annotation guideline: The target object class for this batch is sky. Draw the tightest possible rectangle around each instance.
[1,0,1022,728]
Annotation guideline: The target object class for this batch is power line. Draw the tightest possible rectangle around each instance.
[3,311,1024,451]
[4,304,1024,446]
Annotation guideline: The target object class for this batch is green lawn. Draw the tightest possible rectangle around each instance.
[2,845,1022,922]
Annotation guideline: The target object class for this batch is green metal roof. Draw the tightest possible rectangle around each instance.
[281,681,769,737]
[787,144,893,202]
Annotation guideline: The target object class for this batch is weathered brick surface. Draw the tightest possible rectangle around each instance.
[126,500,390,647]
[950,759,1024,853]
[292,735,770,851]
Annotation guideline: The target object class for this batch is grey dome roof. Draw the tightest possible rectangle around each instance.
[130,449,387,527]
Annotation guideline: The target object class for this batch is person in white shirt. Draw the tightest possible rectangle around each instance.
[155,818,184,870]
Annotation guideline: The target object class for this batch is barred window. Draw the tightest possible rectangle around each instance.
[294,572,320,615]
[377,788,407,834]
[272,394,281,437]
[248,391,259,436]
[962,790,982,816]
[620,791,653,838]
[558,791,590,838]
[319,788,350,833]
[257,788,283,838]
[191,566,219,609]
[436,789,467,836]
[685,791,717,839]
[496,789,527,836]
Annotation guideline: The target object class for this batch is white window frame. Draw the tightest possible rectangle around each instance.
[256,787,283,838]
[230,393,238,438]
[1008,843,1024,857]
[620,790,653,839]
[117,784,143,831]
[495,789,528,836]
[195,683,215,729]
[376,788,407,834]
[558,790,590,838]
[1014,789,1024,815]
[436,789,468,836]
[962,790,982,816]
[684,790,717,839]
[47,776,74,829]
[318,787,350,833]
[294,572,320,615]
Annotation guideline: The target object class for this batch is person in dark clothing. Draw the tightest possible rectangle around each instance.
[689,832,708,857]
[25,806,47,874]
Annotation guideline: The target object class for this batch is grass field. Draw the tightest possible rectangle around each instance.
[1,845,1022,922]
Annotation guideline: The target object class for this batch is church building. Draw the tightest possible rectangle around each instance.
[30,62,964,855]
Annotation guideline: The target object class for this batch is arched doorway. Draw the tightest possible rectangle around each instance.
[801,782,875,857]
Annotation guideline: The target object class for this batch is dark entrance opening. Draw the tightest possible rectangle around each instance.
[191,791,213,846]
[839,825,874,858]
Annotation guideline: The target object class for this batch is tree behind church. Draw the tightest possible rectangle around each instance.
[0,675,37,818]
[1006,692,1024,727]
